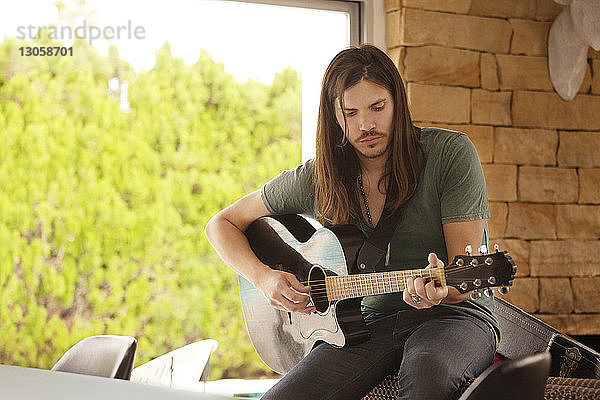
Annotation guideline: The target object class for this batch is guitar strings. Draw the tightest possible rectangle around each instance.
[288,262,511,302]
[294,262,496,287]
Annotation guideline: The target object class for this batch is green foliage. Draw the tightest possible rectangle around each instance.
[0,35,301,378]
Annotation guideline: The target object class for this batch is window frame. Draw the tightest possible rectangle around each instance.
[225,0,386,50]
[224,0,387,161]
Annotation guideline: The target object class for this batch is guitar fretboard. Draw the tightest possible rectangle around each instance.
[325,268,445,301]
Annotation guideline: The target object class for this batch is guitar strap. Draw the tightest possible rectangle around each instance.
[354,204,401,274]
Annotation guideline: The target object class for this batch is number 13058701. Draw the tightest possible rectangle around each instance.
[19,47,73,56]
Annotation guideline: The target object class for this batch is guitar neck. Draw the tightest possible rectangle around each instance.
[325,267,446,301]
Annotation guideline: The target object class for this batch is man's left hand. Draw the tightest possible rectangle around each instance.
[403,252,473,308]
[403,253,448,309]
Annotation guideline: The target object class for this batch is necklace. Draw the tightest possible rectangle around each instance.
[357,174,372,225]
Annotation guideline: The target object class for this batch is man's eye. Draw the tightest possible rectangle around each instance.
[373,105,384,111]
[344,111,356,116]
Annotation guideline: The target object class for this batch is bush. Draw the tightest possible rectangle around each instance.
[0,36,301,378]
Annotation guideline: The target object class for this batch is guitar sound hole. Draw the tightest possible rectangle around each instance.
[308,266,330,313]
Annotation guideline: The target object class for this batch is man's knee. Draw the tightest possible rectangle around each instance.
[397,352,462,400]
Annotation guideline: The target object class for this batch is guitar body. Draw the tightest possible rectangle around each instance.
[239,215,516,375]
[240,215,370,374]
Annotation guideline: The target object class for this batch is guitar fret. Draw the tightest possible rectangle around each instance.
[332,277,337,300]
[329,265,443,301]
[362,274,366,297]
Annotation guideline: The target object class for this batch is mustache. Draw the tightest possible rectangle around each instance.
[358,130,384,140]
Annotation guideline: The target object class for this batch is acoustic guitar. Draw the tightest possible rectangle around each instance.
[240,214,516,374]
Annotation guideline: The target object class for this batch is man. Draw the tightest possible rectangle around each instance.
[205,45,497,400]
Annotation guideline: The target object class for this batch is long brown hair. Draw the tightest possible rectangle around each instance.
[315,44,424,225]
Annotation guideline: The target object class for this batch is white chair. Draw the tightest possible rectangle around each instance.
[51,335,137,380]
[131,339,218,389]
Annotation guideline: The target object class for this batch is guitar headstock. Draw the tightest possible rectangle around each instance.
[447,244,517,299]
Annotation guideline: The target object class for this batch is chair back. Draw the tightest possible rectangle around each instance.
[51,335,137,380]
[131,339,218,388]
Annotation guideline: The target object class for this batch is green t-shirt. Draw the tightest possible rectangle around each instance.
[260,127,499,342]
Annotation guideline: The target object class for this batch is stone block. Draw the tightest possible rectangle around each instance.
[505,203,556,240]
[580,64,593,94]
[512,91,600,130]
[385,0,401,12]
[386,11,402,48]
[556,205,600,239]
[401,8,512,53]
[535,0,565,22]
[387,47,404,75]
[509,19,551,56]
[500,56,592,93]
[534,314,600,335]
[489,201,507,238]
[401,0,472,13]
[483,164,517,201]
[469,0,536,18]
[593,60,600,95]
[558,131,600,168]
[504,239,530,277]
[492,238,530,276]
[539,277,573,313]
[501,277,539,313]
[497,55,552,91]
[432,124,493,163]
[572,277,600,313]
[407,83,470,123]
[579,169,600,204]
[481,53,499,91]
[404,46,480,87]
[494,128,557,166]
[518,167,578,203]
[472,90,512,125]
[530,240,600,277]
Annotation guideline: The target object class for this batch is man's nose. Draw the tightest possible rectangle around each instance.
[359,114,376,132]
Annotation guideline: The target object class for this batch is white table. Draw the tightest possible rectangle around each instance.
[0,364,233,400]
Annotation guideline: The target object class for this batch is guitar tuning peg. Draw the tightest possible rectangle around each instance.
[479,245,488,255]
[498,286,510,295]
[483,288,494,297]
[465,245,472,256]
[494,244,500,252]
[470,290,482,300]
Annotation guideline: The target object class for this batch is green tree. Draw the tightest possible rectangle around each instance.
[0,34,301,378]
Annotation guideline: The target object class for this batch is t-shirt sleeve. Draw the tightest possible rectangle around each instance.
[260,159,317,217]
[439,134,490,224]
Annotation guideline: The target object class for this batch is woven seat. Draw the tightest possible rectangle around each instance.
[544,377,600,400]
[362,366,600,400]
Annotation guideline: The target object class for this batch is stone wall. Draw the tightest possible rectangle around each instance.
[385,0,600,334]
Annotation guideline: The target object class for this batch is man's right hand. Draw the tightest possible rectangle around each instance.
[254,269,316,314]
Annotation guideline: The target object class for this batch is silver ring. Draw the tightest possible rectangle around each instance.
[411,294,422,304]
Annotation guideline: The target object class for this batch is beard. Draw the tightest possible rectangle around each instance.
[353,130,389,159]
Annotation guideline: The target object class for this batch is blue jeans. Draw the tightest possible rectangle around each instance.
[261,307,496,400]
